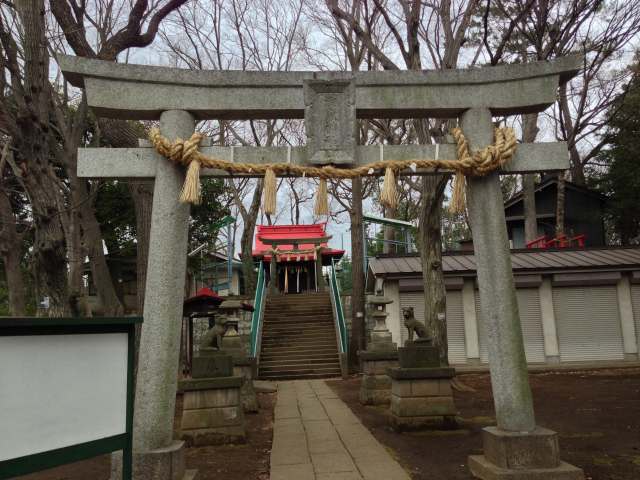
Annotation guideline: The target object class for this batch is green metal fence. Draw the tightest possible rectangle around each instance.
[329,258,348,354]
[249,263,266,358]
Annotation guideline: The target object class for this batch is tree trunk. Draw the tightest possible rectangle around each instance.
[240,180,264,294]
[78,190,125,315]
[569,146,585,185]
[16,0,70,316]
[96,118,150,313]
[64,208,85,315]
[0,192,26,315]
[4,247,26,315]
[556,172,566,235]
[383,205,396,254]
[522,113,540,244]
[349,177,366,368]
[522,175,538,244]
[63,102,124,316]
[418,175,448,364]
[130,180,154,313]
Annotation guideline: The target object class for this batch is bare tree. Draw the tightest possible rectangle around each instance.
[326,0,479,363]
[159,0,309,293]
[0,1,72,314]
[486,0,640,236]
[0,139,26,314]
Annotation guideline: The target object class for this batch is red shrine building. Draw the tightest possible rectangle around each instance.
[252,223,344,294]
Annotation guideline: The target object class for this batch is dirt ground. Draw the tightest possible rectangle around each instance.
[13,391,275,480]
[327,367,640,480]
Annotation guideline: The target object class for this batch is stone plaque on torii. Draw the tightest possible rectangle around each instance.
[59,54,584,480]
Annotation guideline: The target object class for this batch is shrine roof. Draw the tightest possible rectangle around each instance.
[252,223,344,259]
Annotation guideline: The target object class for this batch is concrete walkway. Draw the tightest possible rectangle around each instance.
[270,380,411,480]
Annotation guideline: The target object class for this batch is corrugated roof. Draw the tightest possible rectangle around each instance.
[369,247,640,277]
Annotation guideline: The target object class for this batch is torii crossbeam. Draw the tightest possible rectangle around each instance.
[59,54,584,480]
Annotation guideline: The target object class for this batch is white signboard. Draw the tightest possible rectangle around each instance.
[0,332,128,461]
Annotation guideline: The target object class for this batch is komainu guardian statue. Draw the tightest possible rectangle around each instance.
[402,306,429,343]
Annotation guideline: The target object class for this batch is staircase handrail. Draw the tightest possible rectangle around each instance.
[249,262,267,360]
[329,258,348,355]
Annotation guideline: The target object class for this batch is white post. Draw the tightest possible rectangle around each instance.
[539,277,561,363]
[462,108,536,433]
[617,275,639,360]
[462,279,480,364]
[133,110,194,451]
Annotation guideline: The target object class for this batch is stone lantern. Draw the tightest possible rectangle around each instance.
[357,293,399,406]
[218,299,258,413]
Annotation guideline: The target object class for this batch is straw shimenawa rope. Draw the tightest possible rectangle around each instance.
[148,127,517,214]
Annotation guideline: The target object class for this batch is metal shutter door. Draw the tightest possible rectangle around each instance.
[476,288,546,364]
[399,292,467,364]
[475,291,489,363]
[517,288,546,363]
[446,291,467,365]
[553,286,624,362]
[630,285,640,349]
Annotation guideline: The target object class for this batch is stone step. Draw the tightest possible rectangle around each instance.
[263,322,334,328]
[263,319,334,326]
[259,292,339,380]
[260,351,339,361]
[263,317,335,324]
[259,357,340,368]
[260,345,339,355]
[261,337,337,345]
[262,336,337,343]
[261,330,336,338]
[266,301,331,308]
[262,326,336,335]
[258,366,342,379]
[264,309,333,316]
[258,371,341,380]
[267,293,329,300]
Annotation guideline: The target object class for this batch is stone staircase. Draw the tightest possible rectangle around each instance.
[258,292,342,380]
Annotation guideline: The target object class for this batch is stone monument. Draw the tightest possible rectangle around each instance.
[358,293,398,405]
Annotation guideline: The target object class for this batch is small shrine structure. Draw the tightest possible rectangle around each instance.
[252,223,344,294]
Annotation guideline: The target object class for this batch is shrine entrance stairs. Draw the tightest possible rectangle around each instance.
[258,292,342,380]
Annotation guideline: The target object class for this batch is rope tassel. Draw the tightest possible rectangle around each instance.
[449,171,467,214]
[179,159,202,204]
[314,178,329,216]
[263,167,277,215]
[380,167,398,210]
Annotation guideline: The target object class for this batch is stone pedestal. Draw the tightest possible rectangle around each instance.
[358,350,398,405]
[468,427,584,479]
[388,366,456,430]
[178,348,246,446]
[179,376,246,446]
[233,356,259,413]
[388,342,456,430]
[110,442,198,480]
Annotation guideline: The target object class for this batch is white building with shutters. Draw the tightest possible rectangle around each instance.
[366,247,640,366]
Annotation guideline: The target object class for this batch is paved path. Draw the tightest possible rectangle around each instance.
[270,380,411,480]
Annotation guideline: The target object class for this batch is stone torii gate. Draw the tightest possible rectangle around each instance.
[59,54,584,480]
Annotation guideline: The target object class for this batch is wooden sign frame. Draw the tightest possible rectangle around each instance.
[0,317,142,480]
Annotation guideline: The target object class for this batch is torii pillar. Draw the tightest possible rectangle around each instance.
[130,110,195,478]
